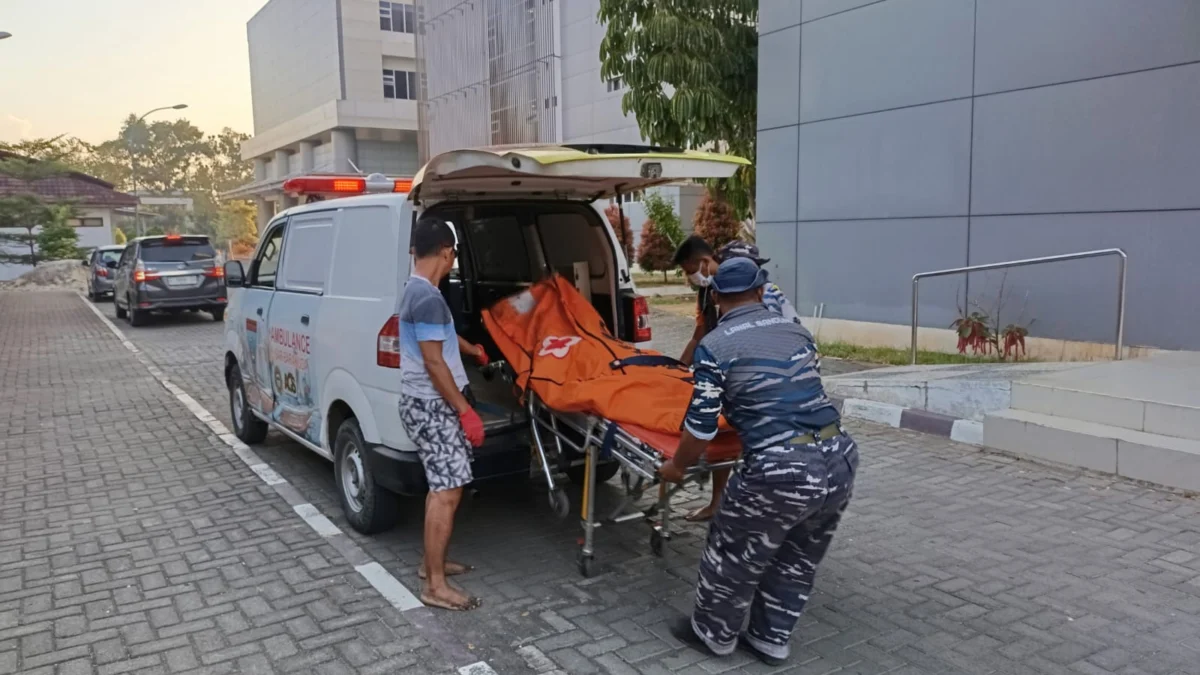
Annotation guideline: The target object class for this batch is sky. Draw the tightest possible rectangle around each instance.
[0,0,266,144]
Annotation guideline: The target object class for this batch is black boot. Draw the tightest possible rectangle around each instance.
[668,617,719,657]
[738,635,786,667]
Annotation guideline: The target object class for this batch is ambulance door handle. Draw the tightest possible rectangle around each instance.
[300,315,310,326]
[256,307,263,316]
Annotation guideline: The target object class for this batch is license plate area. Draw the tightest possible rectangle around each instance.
[164,275,201,288]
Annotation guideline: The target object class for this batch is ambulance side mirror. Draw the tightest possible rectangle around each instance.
[224,261,246,287]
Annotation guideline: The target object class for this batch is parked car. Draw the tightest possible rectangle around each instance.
[220,144,746,534]
[82,244,126,301]
[113,234,226,326]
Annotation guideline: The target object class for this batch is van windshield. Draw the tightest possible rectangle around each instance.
[141,239,216,263]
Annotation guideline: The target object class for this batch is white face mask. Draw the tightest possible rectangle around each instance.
[688,271,712,288]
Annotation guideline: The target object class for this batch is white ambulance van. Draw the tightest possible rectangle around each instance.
[221,144,748,534]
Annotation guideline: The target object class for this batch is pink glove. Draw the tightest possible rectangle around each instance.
[459,408,485,448]
[472,344,490,367]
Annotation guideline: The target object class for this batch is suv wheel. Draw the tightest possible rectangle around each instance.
[335,418,398,534]
[228,363,268,443]
[211,307,225,322]
[128,297,146,327]
[114,295,127,319]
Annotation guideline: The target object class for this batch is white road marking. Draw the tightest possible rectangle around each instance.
[951,419,984,445]
[293,503,342,536]
[249,463,288,486]
[356,562,424,612]
[458,663,500,675]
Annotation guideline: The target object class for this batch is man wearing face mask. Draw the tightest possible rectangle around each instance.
[672,236,804,522]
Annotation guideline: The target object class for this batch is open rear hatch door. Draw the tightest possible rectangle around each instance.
[408,144,749,204]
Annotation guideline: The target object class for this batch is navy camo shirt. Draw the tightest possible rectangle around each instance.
[684,303,839,454]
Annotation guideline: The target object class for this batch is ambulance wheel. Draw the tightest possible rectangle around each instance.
[227,363,269,444]
[335,418,399,535]
[650,529,665,558]
[551,489,570,520]
[577,549,595,578]
[566,460,620,486]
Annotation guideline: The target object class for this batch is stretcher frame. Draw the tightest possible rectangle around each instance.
[524,392,739,577]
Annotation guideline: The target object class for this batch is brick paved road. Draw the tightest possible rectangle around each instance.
[11,292,1200,675]
[0,292,454,675]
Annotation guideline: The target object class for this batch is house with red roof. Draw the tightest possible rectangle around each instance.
[0,151,138,280]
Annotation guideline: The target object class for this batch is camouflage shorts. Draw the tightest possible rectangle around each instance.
[399,395,474,492]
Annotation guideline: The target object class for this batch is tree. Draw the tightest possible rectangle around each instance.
[637,219,677,283]
[642,191,684,247]
[216,200,259,257]
[599,0,757,218]
[36,206,82,261]
[0,154,71,267]
[604,203,635,262]
[692,192,741,251]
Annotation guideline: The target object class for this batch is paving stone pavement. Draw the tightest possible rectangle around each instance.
[0,292,455,675]
[10,291,1200,675]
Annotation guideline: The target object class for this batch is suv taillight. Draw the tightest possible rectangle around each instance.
[133,262,159,283]
[96,268,108,278]
[632,295,652,343]
[205,266,225,278]
[377,315,400,368]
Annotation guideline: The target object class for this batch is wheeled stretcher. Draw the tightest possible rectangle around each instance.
[523,391,741,577]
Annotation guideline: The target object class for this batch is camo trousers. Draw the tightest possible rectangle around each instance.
[691,433,858,659]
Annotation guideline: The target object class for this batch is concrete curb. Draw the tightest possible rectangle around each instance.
[836,397,983,445]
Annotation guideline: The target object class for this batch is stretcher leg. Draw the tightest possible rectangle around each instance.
[650,482,670,557]
[578,440,598,577]
[527,398,569,519]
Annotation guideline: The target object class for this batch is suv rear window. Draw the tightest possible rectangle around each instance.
[98,250,122,264]
[140,238,216,263]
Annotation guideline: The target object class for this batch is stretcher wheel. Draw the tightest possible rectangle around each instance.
[551,489,570,520]
[577,549,595,577]
[650,529,665,557]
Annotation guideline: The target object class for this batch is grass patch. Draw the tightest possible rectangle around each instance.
[633,272,687,286]
[647,294,695,307]
[818,341,1016,366]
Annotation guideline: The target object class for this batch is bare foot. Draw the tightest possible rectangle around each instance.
[418,560,474,580]
[685,504,716,522]
[421,584,481,611]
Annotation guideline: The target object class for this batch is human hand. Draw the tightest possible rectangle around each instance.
[659,460,685,484]
[472,344,489,367]
[459,408,486,448]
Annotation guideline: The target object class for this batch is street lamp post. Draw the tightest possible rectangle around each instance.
[128,104,187,236]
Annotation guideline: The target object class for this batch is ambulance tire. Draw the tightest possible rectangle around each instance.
[335,419,399,535]
[566,460,620,486]
[227,363,269,444]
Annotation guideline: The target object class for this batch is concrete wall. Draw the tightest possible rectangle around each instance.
[248,0,341,133]
[756,0,1200,351]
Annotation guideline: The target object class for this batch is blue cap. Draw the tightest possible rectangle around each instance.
[711,257,768,294]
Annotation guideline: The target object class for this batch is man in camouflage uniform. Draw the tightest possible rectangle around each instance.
[660,257,858,665]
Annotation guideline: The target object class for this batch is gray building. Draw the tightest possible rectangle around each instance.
[756,0,1200,351]
[414,0,703,249]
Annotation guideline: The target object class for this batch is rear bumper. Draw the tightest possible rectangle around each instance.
[134,293,227,311]
[91,278,115,294]
[367,423,530,496]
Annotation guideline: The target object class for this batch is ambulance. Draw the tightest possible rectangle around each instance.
[220,145,748,534]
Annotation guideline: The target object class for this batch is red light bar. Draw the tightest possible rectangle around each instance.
[165,234,182,241]
[393,179,413,193]
[283,177,366,195]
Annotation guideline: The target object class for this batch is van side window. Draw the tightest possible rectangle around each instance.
[466,216,532,282]
[279,216,334,293]
[251,225,286,288]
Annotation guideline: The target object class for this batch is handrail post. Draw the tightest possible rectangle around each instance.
[1115,251,1127,361]
[911,276,920,365]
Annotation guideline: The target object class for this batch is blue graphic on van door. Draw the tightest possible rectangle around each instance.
[267,325,321,444]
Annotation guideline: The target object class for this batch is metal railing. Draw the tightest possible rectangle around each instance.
[911,248,1128,364]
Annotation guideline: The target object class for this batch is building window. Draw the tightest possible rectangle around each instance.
[69,217,104,228]
[606,77,623,93]
[610,191,643,205]
[383,69,418,100]
[379,1,415,33]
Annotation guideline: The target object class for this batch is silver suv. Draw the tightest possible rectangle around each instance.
[83,244,125,301]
